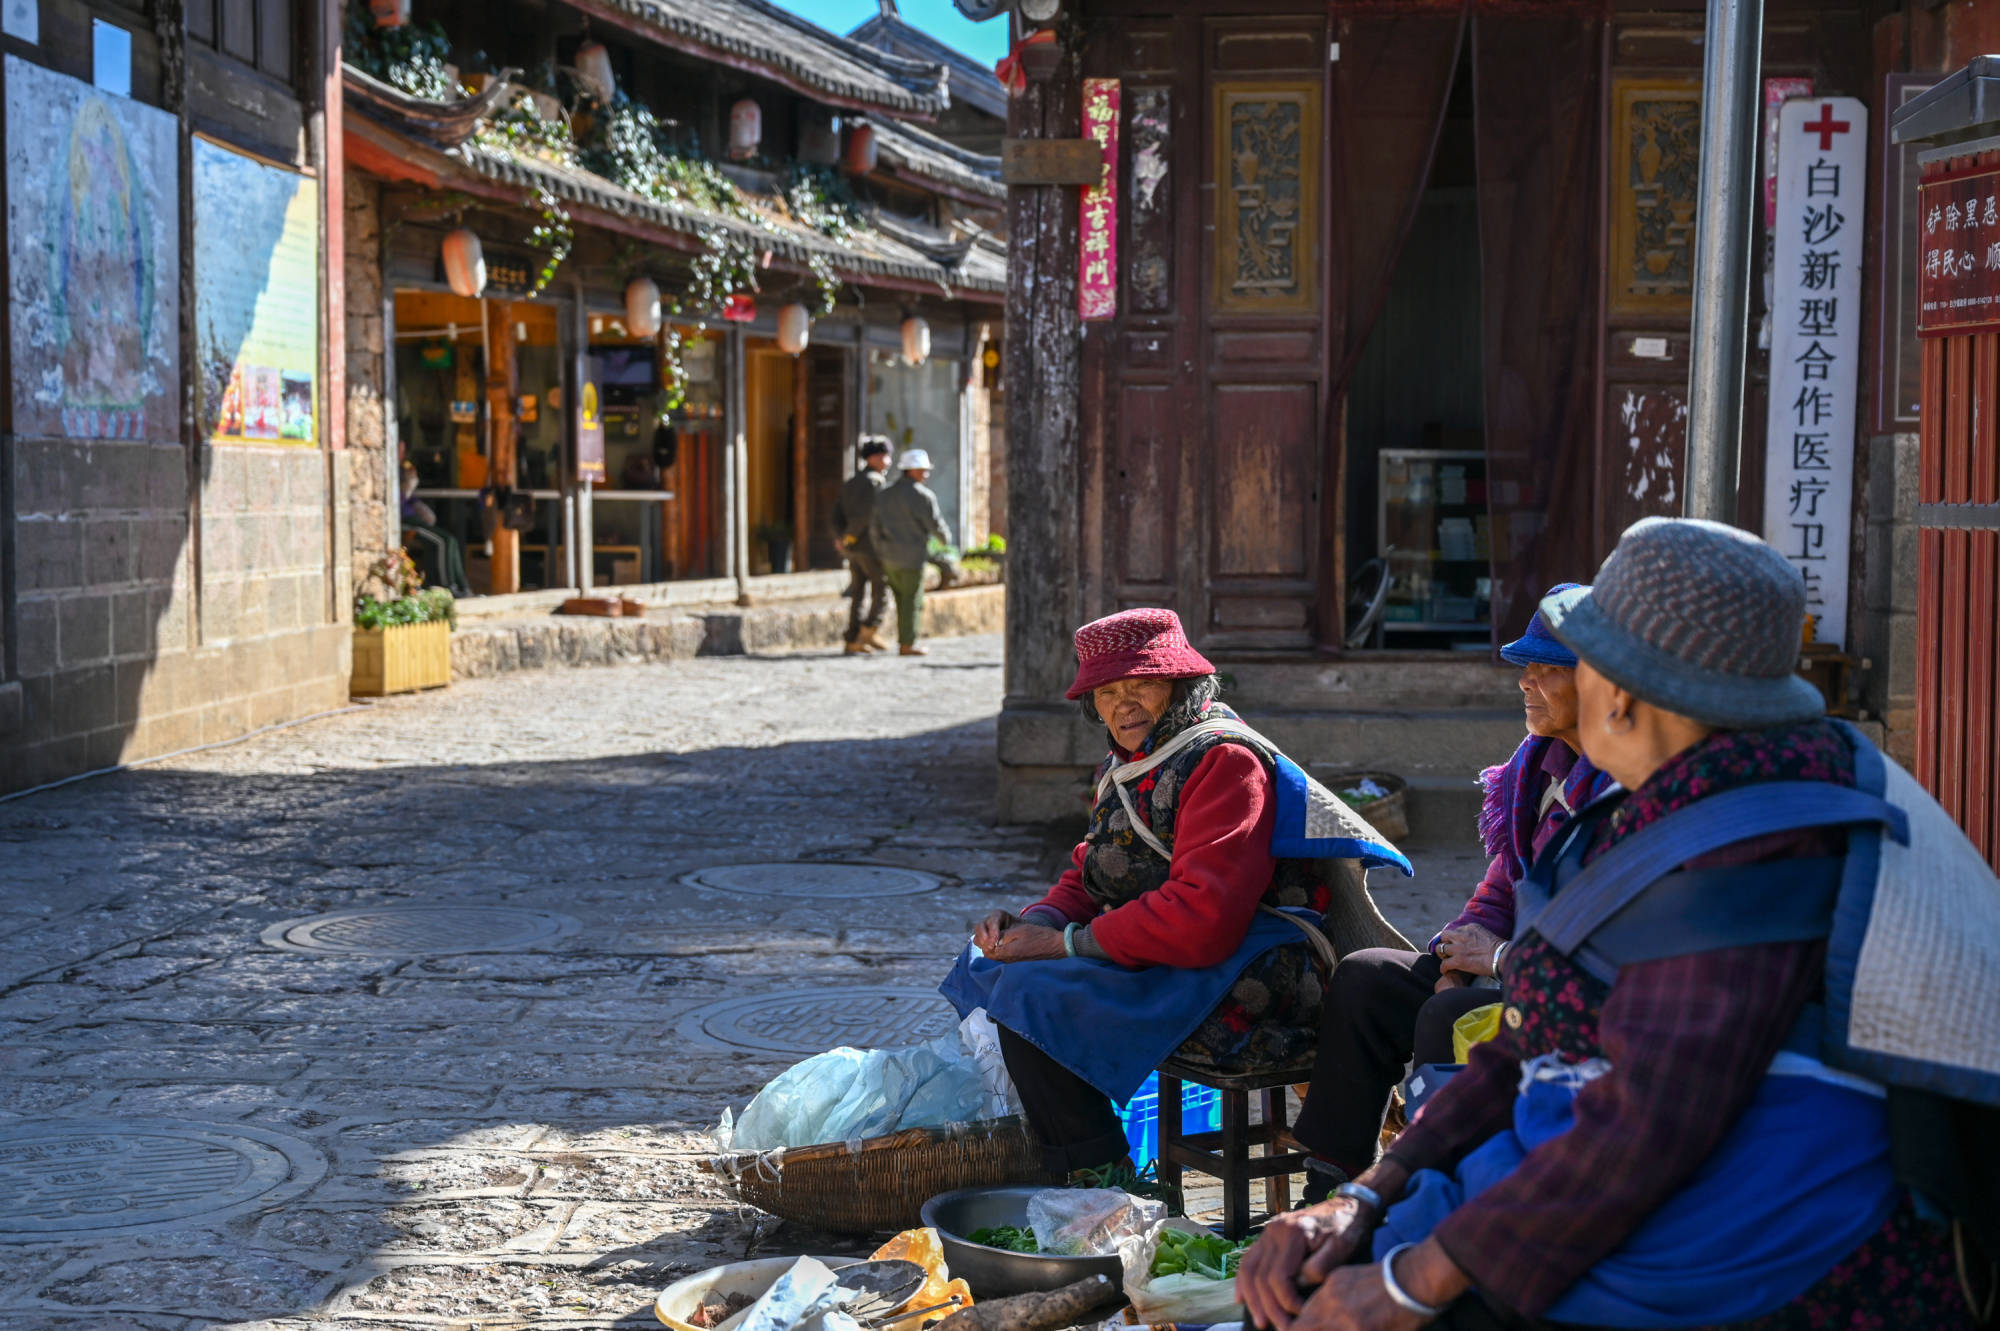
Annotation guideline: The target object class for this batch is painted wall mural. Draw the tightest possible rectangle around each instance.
[5,56,180,442]
[193,136,320,445]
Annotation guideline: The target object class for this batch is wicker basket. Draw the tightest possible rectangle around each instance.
[705,1117,1059,1234]
[1320,771,1410,843]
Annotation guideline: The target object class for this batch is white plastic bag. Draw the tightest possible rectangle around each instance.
[715,1037,988,1153]
[1118,1218,1246,1325]
[1026,1187,1166,1258]
[957,1009,1022,1118]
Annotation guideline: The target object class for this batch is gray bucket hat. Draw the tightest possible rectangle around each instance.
[1540,517,1825,729]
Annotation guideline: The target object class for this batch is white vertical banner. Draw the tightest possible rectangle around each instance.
[1763,97,1867,648]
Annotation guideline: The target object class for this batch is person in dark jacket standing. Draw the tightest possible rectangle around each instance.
[832,436,892,654]
[870,448,953,656]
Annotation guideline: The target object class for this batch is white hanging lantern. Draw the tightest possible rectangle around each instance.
[441,228,486,299]
[624,278,662,339]
[845,122,879,174]
[574,40,615,104]
[777,302,811,355]
[729,98,762,161]
[900,315,930,365]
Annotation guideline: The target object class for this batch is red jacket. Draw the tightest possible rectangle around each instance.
[1020,745,1276,969]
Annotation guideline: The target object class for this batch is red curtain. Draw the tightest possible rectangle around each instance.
[1473,2,1607,644]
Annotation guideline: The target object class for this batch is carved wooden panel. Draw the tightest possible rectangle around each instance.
[1609,80,1701,317]
[1211,383,1314,578]
[1213,83,1320,315]
[1128,86,1173,315]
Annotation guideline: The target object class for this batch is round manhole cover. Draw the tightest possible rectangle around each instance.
[678,863,943,899]
[677,987,958,1055]
[261,906,579,955]
[0,1118,326,1241]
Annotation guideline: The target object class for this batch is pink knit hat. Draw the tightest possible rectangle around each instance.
[1064,608,1216,699]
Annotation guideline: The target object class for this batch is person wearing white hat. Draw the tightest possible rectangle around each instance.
[869,447,952,655]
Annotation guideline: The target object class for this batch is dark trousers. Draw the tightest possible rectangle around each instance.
[843,546,886,641]
[1291,948,1500,1173]
[996,1024,1131,1176]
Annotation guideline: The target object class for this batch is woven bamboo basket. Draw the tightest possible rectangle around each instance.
[705,1117,1059,1234]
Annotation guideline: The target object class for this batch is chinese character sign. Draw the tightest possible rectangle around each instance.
[1762,97,1865,649]
[1079,78,1119,321]
[1915,163,2000,335]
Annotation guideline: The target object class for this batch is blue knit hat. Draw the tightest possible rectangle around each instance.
[1499,583,1585,668]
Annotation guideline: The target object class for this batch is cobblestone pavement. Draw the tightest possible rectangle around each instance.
[0,635,1483,1329]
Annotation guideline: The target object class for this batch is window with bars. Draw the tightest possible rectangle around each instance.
[186,0,293,85]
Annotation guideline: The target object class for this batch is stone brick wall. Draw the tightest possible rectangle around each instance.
[1860,431,1920,768]
[345,168,394,588]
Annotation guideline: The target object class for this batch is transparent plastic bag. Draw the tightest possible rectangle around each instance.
[1026,1187,1166,1257]
[1118,1218,1246,1324]
[716,1038,988,1153]
[957,1009,1022,1118]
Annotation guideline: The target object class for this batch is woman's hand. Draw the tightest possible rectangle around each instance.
[1436,923,1503,978]
[974,911,1019,955]
[1283,1237,1469,1331]
[1239,1201,1372,1331]
[982,923,1068,963]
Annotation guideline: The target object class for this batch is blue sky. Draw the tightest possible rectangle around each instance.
[767,0,1009,69]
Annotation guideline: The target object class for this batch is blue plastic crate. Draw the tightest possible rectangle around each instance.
[1116,1071,1223,1170]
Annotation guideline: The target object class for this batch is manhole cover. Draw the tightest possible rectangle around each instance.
[678,863,942,899]
[677,987,958,1055]
[261,906,579,955]
[0,1118,326,1241]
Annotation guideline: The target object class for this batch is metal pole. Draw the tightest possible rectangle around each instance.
[1683,0,1764,523]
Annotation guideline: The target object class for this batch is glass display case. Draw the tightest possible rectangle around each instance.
[1377,448,1491,640]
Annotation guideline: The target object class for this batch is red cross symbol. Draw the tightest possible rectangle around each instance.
[1803,102,1851,151]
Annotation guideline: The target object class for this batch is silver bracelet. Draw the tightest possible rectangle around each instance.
[1492,940,1510,977]
[1332,1180,1384,1213]
[1062,923,1078,958]
[1379,1242,1446,1319]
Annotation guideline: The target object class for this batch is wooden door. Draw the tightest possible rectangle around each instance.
[1085,12,1329,652]
[806,348,850,571]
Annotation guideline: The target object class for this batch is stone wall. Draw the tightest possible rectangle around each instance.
[345,168,394,588]
[1860,431,1920,768]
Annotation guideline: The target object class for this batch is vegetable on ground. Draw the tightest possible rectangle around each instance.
[1149,1228,1254,1281]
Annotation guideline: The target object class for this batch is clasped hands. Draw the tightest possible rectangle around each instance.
[1432,922,1502,993]
[973,910,1067,963]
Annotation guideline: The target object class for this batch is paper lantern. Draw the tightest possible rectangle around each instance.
[624,278,662,339]
[777,303,811,355]
[574,41,615,104]
[729,99,762,161]
[441,228,486,299]
[900,315,930,365]
[845,123,879,174]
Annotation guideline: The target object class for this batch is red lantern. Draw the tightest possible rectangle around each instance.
[368,0,409,27]
[845,123,879,175]
[721,293,756,323]
[441,228,486,299]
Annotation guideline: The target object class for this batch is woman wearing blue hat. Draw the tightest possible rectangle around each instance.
[1289,584,1610,1203]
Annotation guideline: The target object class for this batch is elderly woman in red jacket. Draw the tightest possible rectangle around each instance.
[953,608,1405,1177]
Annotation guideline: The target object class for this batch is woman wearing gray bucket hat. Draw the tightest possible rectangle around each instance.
[1241,519,1985,1330]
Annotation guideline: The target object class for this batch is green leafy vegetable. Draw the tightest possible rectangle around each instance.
[1150,1228,1253,1281]
[967,1225,1040,1253]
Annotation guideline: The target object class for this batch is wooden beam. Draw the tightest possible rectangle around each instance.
[486,300,521,594]
[792,349,810,572]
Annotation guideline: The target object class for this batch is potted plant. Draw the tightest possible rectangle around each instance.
[352,551,457,696]
[755,521,795,575]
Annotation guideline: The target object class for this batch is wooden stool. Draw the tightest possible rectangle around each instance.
[1155,1057,1315,1238]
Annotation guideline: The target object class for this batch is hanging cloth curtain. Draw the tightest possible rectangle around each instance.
[1326,0,1474,403]
[1472,1,1607,647]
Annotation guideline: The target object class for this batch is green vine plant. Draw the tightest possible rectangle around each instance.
[806,253,841,317]
[474,94,574,166]
[657,326,688,418]
[681,230,762,317]
[343,6,459,100]
[780,163,863,241]
[525,186,573,293]
[578,93,749,219]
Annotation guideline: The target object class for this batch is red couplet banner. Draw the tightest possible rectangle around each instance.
[1079,78,1120,322]
[1916,163,2000,336]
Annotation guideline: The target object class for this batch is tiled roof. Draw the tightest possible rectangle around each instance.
[582,0,951,117]
[848,11,1007,121]
[866,115,1003,204]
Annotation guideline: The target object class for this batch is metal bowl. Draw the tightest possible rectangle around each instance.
[921,1185,1125,1300]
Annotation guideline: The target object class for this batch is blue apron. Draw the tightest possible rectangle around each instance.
[937,909,1313,1104]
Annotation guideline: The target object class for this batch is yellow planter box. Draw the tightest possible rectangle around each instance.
[352,620,452,696]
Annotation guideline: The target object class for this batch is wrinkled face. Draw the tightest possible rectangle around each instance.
[1092,677,1175,752]
[1519,663,1580,738]
[906,468,931,483]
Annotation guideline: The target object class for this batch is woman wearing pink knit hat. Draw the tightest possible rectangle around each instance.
[941,607,1410,1185]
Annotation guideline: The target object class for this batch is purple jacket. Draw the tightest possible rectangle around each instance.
[1429,737,1608,952]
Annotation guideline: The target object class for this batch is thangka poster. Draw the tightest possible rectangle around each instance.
[6,56,180,442]
[193,136,320,445]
